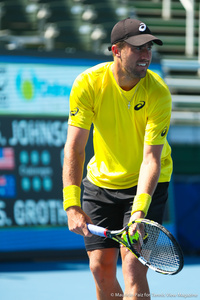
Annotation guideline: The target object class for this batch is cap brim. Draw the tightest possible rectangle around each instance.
[108,34,163,51]
[125,34,163,46]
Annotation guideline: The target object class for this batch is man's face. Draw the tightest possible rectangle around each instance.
[119,42,153,80]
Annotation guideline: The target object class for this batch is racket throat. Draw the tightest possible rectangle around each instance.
[138,256,149,267]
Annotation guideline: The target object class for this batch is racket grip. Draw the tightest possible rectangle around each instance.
[87,223,107,237]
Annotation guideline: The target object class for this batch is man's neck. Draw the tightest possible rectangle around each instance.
[111,63,140,91]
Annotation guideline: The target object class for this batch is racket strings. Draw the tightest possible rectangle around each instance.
[132,224,181,272]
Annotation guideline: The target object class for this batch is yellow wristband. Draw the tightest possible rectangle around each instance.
[63,185,81,211]
[131,193,152,217]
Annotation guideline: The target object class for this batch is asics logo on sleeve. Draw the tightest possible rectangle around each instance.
[134,101,145,111]
[161,127,168,137]
[70,107,79,116]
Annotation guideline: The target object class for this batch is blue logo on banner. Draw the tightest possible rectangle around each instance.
[16,69,71,101]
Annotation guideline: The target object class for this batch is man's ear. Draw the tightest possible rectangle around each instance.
[112,45,121,57]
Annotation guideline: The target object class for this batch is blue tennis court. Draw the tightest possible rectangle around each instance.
[0,256,199,300]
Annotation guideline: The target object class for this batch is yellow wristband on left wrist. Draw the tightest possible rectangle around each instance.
[63,185,81,211]
[131,193,152,217]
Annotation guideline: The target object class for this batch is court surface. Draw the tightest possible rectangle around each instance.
[0,256,199,300]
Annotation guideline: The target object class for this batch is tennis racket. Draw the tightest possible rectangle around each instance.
[87,218,184,275]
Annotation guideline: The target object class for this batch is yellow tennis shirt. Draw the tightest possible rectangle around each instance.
[68,62,172,189]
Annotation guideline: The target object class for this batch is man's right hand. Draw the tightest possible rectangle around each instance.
[66,206,93,237]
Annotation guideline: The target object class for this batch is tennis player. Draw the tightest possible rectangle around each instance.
[63,18,172,300]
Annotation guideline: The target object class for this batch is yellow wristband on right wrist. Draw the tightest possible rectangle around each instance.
[131,193,152,217]
[63,185,81,211]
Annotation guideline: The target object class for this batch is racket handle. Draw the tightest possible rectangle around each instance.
[87,223,107,237]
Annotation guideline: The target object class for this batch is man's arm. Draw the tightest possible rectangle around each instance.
[130,143,164,223]
[62,124,92,236]
[136,143,163,196]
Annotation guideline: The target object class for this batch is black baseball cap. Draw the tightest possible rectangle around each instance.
[108,18,163,51]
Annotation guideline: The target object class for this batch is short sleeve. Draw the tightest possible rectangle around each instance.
[68,73,94,130]
[144,86,172,145]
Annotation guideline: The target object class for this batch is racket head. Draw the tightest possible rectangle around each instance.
[125,218,184,275]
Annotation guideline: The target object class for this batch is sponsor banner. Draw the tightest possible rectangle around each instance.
[0,59,91,116]
[0,55,163,116]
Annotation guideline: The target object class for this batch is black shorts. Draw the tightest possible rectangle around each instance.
[82,177,169,252]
